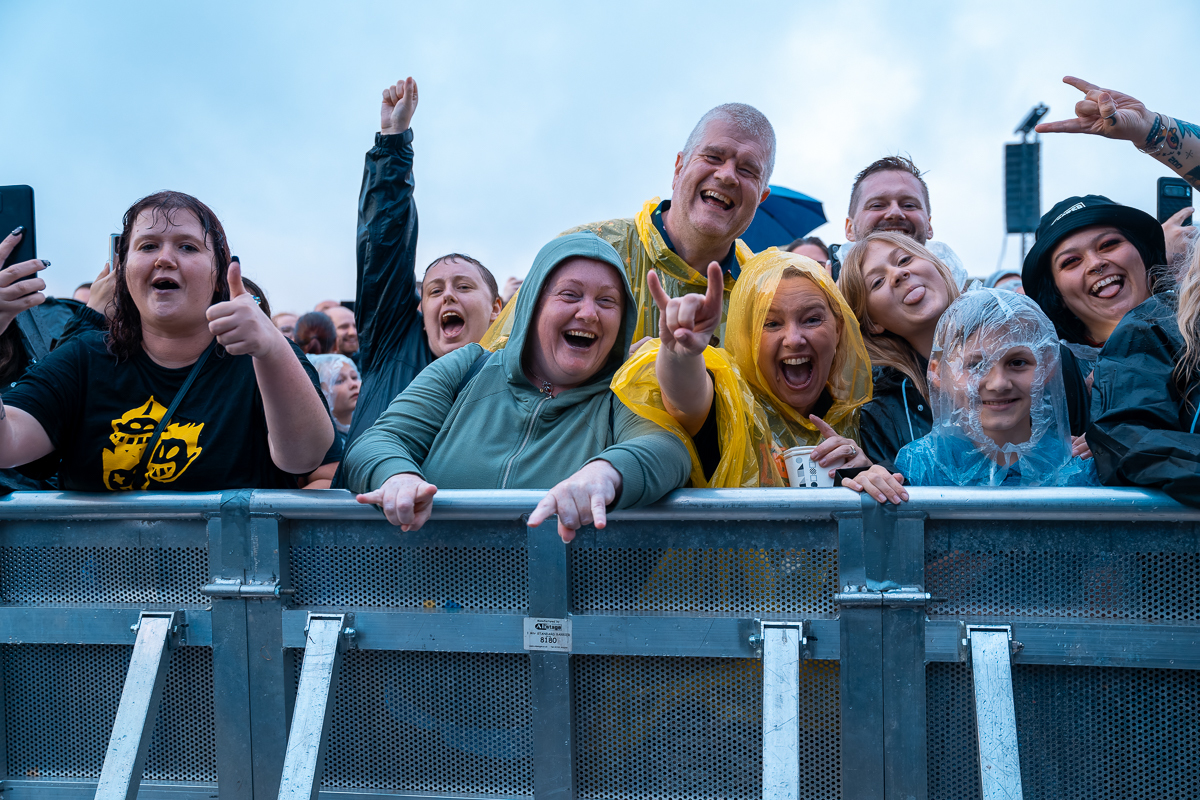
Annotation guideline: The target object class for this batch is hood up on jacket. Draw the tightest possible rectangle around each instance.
[897,288,1097,487]
[500,231,636,394]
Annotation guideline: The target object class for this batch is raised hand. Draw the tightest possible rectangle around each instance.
[0,228,47,334]
[647,261,723,356]
[87,262,117,320]
[381,77,419,135]
[356,472,438,530]
[1035,76,1156,143]
[206,261,285,358]
[527,460,622,543]
[809,415,872,475]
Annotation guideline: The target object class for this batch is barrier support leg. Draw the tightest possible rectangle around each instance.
[95,610,184,800]
[277,613,352,800]
[968,626,1024,800]
[761,622,803,800]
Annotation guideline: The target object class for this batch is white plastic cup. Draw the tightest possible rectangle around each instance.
[782,446,835,489]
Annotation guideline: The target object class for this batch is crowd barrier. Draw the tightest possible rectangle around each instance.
[0,487,1195,800]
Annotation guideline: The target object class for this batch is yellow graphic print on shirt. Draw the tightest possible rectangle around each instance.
[102,397,205,491]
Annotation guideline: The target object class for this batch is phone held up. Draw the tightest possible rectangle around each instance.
[0,185,36,269]
[1157,177,1193,227]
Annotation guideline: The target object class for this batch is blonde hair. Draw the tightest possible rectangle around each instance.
[1176,239,1200,382]
[837,231,960,401]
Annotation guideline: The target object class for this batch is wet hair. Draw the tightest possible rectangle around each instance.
[107,191,232,361]
[295,311,337,355]
[837,231,960,401]
[847,155,931,218]
[423,253,499,301]
[1041,226,1161,344]
[681,103,776,187]
[784,236,829,259]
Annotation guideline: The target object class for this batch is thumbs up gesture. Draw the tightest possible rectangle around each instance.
[206,261,284,358]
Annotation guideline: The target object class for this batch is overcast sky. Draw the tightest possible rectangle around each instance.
[3,1,1195,312]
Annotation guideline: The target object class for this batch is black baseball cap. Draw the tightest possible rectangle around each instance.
[1021,194,1166,341]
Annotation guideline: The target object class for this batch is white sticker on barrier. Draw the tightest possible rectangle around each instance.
[523,617,572,652]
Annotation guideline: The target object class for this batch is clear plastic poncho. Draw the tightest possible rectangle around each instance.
[895,289,1098,487]
[612,250,873,487]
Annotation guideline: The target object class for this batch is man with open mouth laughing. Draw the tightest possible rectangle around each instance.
[481,103,775,352]
[339,76,503,467]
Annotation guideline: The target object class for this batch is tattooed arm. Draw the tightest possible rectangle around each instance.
[1036,76,1200,190]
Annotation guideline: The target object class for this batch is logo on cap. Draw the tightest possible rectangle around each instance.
[1052,202,1086,226]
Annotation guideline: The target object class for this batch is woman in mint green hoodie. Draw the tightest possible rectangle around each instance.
[344,232,692,541]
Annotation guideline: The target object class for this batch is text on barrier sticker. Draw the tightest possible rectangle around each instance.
[523,617,572,653]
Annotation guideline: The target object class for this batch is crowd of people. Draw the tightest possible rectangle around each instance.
[0,74,1197,539]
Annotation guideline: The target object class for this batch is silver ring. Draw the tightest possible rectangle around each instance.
[849,446,857,458]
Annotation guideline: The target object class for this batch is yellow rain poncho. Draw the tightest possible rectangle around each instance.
[612,250,873,487]
[480,198,754,350]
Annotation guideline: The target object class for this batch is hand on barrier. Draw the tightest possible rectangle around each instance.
[0,229,47,334]
[809,415,872,475]
[1035,76,1156,144]
[206,261,286,358]
[842,464,909,505]
[381,76,418,135]
[648,261,723,357]
[527,459,622,543]
[87,262,117,320]
[356,472,438,531]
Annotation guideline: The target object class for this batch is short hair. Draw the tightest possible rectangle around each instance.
[75,282,92,292]
[784,236,829,259]
[424,253,499,301]
[295,311,337,355]
[847,155,931,218]
[681,103,776,187]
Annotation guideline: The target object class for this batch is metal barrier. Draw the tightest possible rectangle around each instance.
[0,487,1195,800]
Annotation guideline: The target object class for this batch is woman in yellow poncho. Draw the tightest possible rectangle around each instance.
[613,249,903,496]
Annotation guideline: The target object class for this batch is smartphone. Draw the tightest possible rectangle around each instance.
[0,185,36,269]
[1157,177,1193,226]
[108,233,120,269]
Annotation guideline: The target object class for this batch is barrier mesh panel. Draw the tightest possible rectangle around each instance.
[289,545,526,610]
[299,649,533,795]
[0,547,208,605]
[927,662,1200,799]
[574,655,840,799]
[572,548,838,615]
[3,644,216,780]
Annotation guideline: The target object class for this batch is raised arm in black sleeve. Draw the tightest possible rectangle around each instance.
[1089,295,1200,506]
[345,128,436,451]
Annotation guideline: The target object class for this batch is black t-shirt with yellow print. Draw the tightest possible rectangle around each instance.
[5,331,340,492]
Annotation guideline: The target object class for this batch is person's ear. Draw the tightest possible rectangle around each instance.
[844,217,856,241]
[928,359,941,390]
[490,297,502,322]
[759,185,771,204]
[865,317,885,335]
[926,217,934,242]
[671,151,685,191]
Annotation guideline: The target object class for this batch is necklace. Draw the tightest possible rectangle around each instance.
[527,370,554,397]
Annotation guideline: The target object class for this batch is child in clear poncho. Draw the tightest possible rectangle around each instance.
[893,289,1099,487]
[611,250,879,488]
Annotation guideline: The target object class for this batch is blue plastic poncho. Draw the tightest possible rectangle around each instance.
[895,289,1098,487]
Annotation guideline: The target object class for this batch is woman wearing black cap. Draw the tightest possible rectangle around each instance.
[1032,75,1200,504]
[1021,194,1166,368]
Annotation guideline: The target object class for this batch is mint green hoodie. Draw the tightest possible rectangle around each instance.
[342,232,690,507]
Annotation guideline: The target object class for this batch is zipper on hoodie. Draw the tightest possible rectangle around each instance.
[501,393,552,489]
